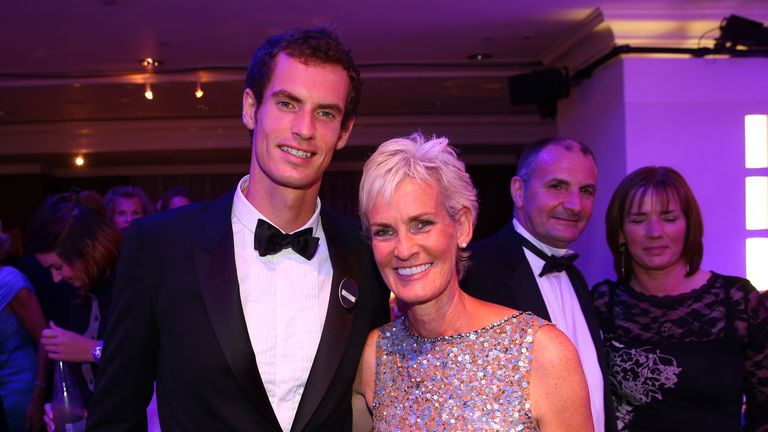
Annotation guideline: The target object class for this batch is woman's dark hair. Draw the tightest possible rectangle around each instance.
[605,166,704,282]
[27,191,122,290]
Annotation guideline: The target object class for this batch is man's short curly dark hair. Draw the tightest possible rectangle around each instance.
[245,26,362,131]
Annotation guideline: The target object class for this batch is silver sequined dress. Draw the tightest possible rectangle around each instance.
[373,311,548,431]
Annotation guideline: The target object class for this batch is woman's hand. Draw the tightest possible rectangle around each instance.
[43,402,54,432]
[41,321,100,363]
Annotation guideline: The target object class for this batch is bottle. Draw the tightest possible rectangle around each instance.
[52,360,86,432]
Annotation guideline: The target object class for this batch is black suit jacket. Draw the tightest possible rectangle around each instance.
[87,191,390,431]
[462,220,617,432]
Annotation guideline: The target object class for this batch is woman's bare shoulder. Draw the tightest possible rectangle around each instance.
[531,324,579,365]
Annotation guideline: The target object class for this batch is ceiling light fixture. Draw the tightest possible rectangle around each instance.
[467,53,493,61]
[194,82,204,99]
[144,83,154,100]
[140,57,161,68]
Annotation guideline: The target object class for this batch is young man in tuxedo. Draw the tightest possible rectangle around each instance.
[462,137,617,432]
[87,28,390,431]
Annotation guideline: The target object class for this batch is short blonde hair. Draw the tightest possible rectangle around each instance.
[359,132,478,278]
[103,185,153,222]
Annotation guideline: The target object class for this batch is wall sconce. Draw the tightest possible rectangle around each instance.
[195,82,204,99]
[144,83,154,100]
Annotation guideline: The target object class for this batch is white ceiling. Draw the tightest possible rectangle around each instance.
[1,0,766,173]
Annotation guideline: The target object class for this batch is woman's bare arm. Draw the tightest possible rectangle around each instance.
[7,287,50,431]
[352,329,378,432]
[529,325,594,432]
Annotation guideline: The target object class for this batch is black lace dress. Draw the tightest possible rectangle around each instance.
[592,273,768,432]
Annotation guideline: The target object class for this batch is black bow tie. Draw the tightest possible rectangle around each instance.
[254,219,319,261]
[517,232,579,277]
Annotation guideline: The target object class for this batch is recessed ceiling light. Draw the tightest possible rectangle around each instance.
[140,57,161,68]
[467,53,493,61]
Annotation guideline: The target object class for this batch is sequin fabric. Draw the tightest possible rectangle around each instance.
[373,311,547,431]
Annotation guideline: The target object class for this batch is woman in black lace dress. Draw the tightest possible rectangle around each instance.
[592,166,767,432]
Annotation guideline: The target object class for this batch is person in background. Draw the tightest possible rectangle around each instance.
[462,137,616,432]
[86,27,389,431]
[26,191,120,412]
[354,133,592,431]
[593,166,768,432]
[155,186,192,211]
[102,186,153,230]
[12,257,77,345]
[0,223,47,431]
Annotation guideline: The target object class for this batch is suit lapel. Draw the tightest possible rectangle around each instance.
[499,222,552,320]
[291,211,356,432]
[193,192,281,429]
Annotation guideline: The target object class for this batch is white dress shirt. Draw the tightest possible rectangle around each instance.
[514,219,605,432]
[232,176,332,432]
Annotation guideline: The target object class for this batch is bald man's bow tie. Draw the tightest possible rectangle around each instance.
[518,233,579,277]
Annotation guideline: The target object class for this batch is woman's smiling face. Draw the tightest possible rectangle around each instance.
[368,179,470,306]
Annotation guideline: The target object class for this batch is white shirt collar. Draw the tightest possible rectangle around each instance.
[513,218,572,258]
[232,175,322,236]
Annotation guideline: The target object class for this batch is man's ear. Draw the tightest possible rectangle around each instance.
[510,176,525,210]
[334,116,356,150]
[242,89,257,130]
